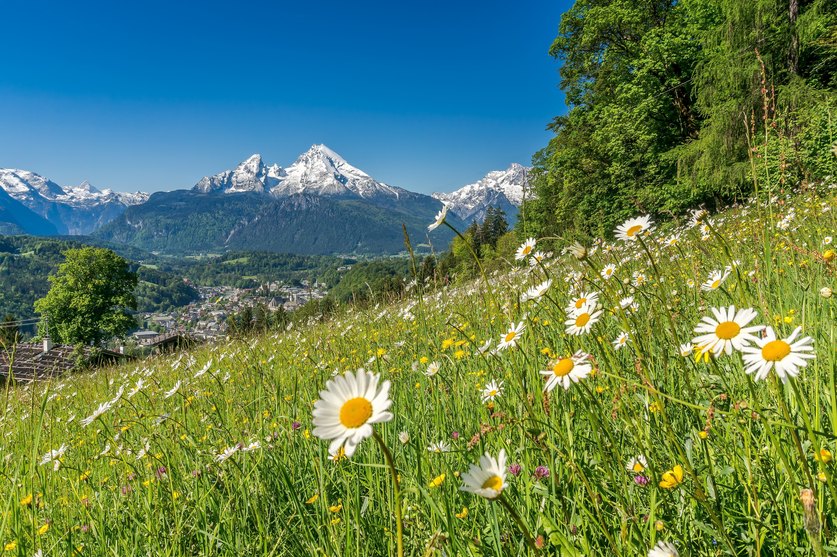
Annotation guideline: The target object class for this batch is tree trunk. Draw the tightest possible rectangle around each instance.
[788,0,799,75]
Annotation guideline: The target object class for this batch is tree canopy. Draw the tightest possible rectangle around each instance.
[35,247,138,345]
[523,0,837,239]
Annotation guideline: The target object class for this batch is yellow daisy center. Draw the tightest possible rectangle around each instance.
[626,224,643,237]
[574,298,587,309]
[339,397,373,428]
[632,462,645,473]
[504,331,517,343]
[715,321,740,340]
[489,389,498,397]
[481,475,503,491]
[762,339,791,362]
[522,245,532,255]
[575,313,590,327]
[553,358,574,377]
[711,279,721,289]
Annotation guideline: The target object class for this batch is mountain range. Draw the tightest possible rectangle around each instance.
[0,169,148,235]
[1,146,530,255]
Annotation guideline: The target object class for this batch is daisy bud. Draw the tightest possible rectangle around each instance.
[820,287,832,299]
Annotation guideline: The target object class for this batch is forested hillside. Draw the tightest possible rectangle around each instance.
[0,236,198,321]
[524,0,836,238]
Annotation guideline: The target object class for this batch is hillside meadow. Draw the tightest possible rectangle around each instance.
[1,185,835,556]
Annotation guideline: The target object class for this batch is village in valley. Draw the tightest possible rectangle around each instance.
[133,279,329,343]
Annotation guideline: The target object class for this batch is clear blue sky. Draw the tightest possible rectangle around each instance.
[0,0,571,194]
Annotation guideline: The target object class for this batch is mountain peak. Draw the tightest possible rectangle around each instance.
[307,144,346,163]
[432,164,532,223]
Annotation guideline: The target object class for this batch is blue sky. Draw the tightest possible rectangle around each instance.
[0,0,571,194]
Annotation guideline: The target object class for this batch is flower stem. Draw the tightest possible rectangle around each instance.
[373,431,404,557]
[497,493,540,553]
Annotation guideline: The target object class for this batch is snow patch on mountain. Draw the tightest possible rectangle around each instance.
[193,145,407,200]
[0,168,149,234]
[432,163,531,223]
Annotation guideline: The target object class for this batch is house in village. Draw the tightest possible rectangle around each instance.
[0,337,132,383]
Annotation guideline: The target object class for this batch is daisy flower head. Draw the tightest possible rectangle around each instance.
[619,296,636,311]
[565,302,602,335]
[497,321,525,350]
[615,215,654,242]
[679,342,694,357]
[632,271,648,287]
[627,455,647,474]
[612,332,630,350]
[692,306,764,356]
[460,449,507,499]
[649,541,679,557]
[481,380,504,403]
[515,238,537,261]
[540,350,592,392]
[601,263,617,280]
[701,268,731,291]
[428,204,448,232]
[523,279,552,303]
[688,208,708,228]
[740,326,816,383]
[528,251,547,267]
[425,361,441,377]
[427,440,451,453]
[566,291,599,314]
[311,368,393,458]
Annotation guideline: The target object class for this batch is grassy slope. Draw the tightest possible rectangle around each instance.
[1,187,835,556]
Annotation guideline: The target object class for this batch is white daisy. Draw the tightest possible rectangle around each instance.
[701,268,731,291]
[740,327,816,383]
[564,302,602,335]
[692,306,764,356]
[460,449,508,499]
[523,279,552,303]
[311,368,393,458]
[481,380,503,403]
[528,250,547,266]
[649,541,679,557]
[612,332,630,351]
[566,291,599,314]
[679,342,694,357]
[688,208,708,228]
[215,445,239,463]
[497,321,525,350]
[515,238,537,261]
[39,444,68,471]
[614,215,654,242]
[428,204,448,232]
[600,264,617,280]
[619,296,635,311]
[427,440,451,453]
[626,455,647,474]
[425,361,441,377]
[540,351,592,392]
[632,271,648,287]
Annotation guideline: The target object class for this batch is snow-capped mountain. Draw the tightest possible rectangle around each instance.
[193,144,406,201]
[193,154,285,194]
[432,163,531,223]
[0,168,148,235]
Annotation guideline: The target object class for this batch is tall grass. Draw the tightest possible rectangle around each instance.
[0,183,835,556]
